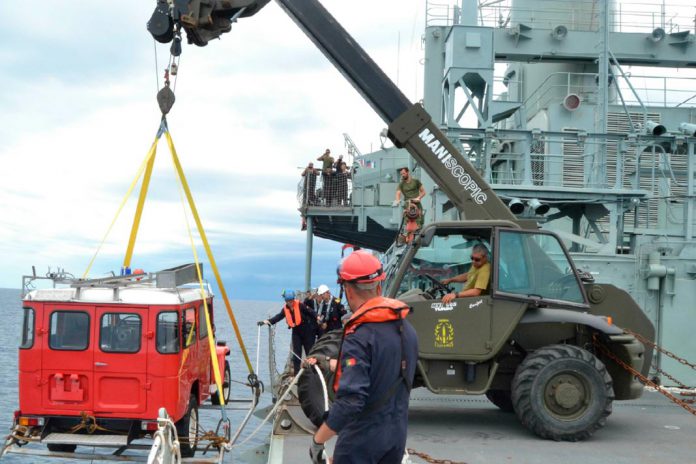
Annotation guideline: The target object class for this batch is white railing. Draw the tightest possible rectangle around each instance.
[426,0,696,34]
[524,71,696,113]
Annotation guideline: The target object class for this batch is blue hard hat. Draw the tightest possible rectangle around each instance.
[281,289,295,301]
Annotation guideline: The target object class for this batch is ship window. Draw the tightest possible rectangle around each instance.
[183,308,197,348]
[199,305,209,340]
[49,311,89,351]
[157,312,180,354]
[100,313,141,353]
[20,307,35,349]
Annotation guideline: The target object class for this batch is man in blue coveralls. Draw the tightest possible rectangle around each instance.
[306,251,418,464]
[259,289,319,374]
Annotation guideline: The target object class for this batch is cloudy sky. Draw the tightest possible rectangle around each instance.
[0,1,424,299]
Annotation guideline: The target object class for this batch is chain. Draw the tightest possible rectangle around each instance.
[651,363,690,390]
[623,328,696,371]
[592,334,696,416]
[407,448,468,464]
[650,365,695,404]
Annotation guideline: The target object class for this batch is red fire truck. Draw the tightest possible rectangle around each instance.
[14,265,231,457]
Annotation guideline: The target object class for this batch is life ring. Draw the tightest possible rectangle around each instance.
[298,329,343,427]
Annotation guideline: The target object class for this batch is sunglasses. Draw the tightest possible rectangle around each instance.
[470,255,483,262]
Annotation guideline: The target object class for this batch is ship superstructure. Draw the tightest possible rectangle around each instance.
[299,0,696,386]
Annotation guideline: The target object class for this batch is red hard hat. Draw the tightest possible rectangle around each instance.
[337,251,385,284]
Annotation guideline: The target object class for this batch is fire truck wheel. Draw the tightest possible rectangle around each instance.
[211,361,231,405]
[47,443,77,453]
[176,394,199,457]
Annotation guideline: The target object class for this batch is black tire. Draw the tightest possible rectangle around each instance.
[298,330,343,427]
[485,389,514,413]
[511,344,614,441]
[176,394,199,457]
[211,361,231,405]
[47,443,77,453]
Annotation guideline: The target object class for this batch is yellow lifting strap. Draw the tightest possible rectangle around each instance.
[123,142,158,269]
[164,130,256,375]
[83,118,255,409]
[83,136,160,279]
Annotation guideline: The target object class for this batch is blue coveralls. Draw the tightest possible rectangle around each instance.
[326,319,418,464]
[268,302,317,373]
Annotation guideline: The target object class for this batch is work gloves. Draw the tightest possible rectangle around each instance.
[309,438,327,464]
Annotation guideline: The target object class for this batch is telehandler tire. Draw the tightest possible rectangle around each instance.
[298,330,343,427]
[511,344,613,441]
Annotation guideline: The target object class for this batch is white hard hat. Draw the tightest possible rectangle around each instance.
[317,284,330,295]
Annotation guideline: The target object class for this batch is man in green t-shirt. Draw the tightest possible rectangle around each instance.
[441,244,491,303]
[394,167,426,226]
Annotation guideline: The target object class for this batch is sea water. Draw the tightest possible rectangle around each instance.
[0,288,291,463]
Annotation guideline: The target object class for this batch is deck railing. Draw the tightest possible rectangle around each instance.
[426,0,695,34]
[297,169,353,208]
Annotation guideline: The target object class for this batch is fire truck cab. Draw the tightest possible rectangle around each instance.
[16,266,230,457]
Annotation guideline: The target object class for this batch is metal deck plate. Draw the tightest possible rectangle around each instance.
[42,433,129,446]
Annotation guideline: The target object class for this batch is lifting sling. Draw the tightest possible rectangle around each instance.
[82,117,257,409]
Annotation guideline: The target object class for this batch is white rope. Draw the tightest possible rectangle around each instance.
[232,367,306,448]
[313,364,330,413]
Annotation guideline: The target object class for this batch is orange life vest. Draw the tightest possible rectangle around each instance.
[283,300,302,328]
[333,296,410,392]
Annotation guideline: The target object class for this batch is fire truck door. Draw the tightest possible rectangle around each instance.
[93,307,148,414]
[41,305,94,412]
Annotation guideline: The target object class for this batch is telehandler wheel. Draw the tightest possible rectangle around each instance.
[211,361,231,405]
[511,344,613,441]
[47,443,77,453]
[298,330,343,427]
[485,389,514,413]
[176,394,199,457]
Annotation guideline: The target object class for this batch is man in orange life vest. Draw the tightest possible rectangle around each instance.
[306,251,418,464]
[259,289,319,374]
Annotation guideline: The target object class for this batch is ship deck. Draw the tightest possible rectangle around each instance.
[264,389,695,463]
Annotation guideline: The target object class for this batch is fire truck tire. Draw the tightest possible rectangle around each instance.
[211,361,231,405]
[176,394,199,457]
[485,389,514,412]
[298,329,343,427]
[511,344,614,441]
[47,443,77,453]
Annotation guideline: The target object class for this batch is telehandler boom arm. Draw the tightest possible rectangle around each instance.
[148,0,520,223]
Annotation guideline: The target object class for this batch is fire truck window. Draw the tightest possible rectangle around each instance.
[157,312,180,354]
[49,311,89,351]
[100,313,142,353]
[20,307,35,349]
[182,308,197,348]
[198,305,209,340]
